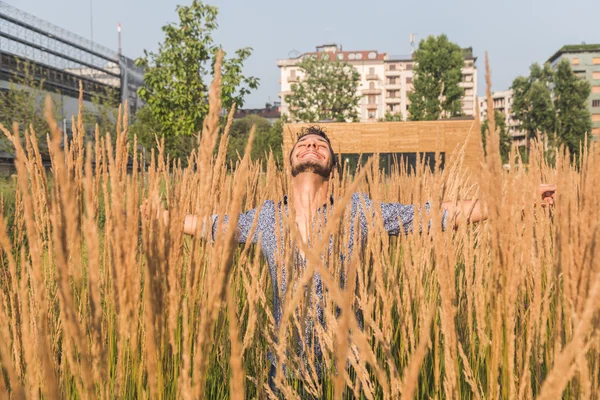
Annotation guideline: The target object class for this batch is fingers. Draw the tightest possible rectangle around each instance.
[539,183,556,208]
[540,196,554,207]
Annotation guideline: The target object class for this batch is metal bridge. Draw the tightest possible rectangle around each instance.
[0,1,143,112]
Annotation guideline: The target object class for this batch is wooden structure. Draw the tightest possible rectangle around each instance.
[283,118,484,172]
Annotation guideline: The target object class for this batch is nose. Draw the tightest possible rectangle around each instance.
[305,138,318,148]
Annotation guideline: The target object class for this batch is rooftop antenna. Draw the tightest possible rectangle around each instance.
[118,23,122,57]
[90,0,94,48]
[410,33,417,56]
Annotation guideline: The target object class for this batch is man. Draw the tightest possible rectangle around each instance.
[151,125,555,391]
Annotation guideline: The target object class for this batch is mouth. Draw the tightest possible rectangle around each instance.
[299,150,324,160]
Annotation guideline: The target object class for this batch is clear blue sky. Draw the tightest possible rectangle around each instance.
[7,0,600,108]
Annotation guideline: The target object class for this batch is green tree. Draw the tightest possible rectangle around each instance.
[135,0,259,158]
[284,54,361,122]
[481,110,512,164]
[553,59,592,159]
[379,111,403,122]
[511,63,556,154]
[129,105,197,163]
[226,115,282,167]
[408,35,465,121]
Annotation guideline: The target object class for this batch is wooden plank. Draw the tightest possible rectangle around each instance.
[283,119,484,172]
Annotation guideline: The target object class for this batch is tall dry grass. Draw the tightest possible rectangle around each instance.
[0,53,599,399]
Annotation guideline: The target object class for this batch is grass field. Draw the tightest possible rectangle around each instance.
[0,56,599,399]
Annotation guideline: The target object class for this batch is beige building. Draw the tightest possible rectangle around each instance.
[277,44,478,122]
[478,89,525,146]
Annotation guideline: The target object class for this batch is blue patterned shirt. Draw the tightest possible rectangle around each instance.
[213,193,446,327]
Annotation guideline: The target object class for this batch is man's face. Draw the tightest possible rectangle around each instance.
[290,134,334,178]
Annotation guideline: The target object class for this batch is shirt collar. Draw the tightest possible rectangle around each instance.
[282,194,335,208]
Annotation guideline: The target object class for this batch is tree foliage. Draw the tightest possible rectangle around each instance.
[553,59,591,158]
[285,54,361,122]
[379,112,403,122]
[408,35,465,121]
[481,110,512,164]
[135,0,258,156]
[511,60,591,160]
[511,63,556,150]
[226,115,283,168]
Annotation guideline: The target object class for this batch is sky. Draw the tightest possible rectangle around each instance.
[6,0,600,109]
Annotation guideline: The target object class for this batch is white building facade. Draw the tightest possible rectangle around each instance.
[478,89,525,146]
[277,44,478,122]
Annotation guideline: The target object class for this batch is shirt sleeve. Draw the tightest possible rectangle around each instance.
[211,207,259,244]
[355,193,448,236]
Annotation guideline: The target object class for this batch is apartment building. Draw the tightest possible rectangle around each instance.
[547,44,600,143]
[478,89,525,146]
[277,44,478,122]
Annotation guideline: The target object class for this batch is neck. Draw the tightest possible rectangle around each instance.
[291,172,329,215]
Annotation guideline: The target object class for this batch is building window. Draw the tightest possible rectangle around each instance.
[572,58,579,65]
[368,95,376,104]
[368,111,376,119]
[389,64,396,71]
[369,67,375,75]
[465,89,474,96]
[593,58,600,65]
[463,74,473,82]
[290,69,296,77]
[388,77,397,84]
[369,82,375,89]
[406,63,413,71]
[593,86,600,94]
[593,100,600,107]
[592,114,600,122]
[593,72,600,80]
[406,77,413,84]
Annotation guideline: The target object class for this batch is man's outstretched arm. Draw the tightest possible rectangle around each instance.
[441,184,556,228]
[441,199,488,228]
[142,202,261,243]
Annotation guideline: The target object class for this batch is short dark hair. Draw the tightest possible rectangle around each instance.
[289,125,338,167]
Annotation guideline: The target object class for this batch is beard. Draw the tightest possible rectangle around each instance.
[291,159,333,178]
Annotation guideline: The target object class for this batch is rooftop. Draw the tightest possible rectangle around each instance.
[234,105,281,120]
[548,44,600,63]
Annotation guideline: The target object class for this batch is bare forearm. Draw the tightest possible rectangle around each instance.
[442,199,488,228]
[183,214,199,236]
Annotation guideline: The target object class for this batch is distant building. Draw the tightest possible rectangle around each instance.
[0,2,144,129]
[233,102,281,124]
[277,43,478,122]
[478,89,525,146]
[547,44,600,143]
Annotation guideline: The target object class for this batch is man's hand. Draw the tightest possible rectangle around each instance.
[539,184,556,207]
[140,198,169,226]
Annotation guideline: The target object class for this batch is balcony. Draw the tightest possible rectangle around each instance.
[361,89,382,95]
[287,76,298,83]
[385,69,401,76]
[385,83,401,89]
[385,97,401,103]
[366,74,379,81]
[365,103,378,110]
